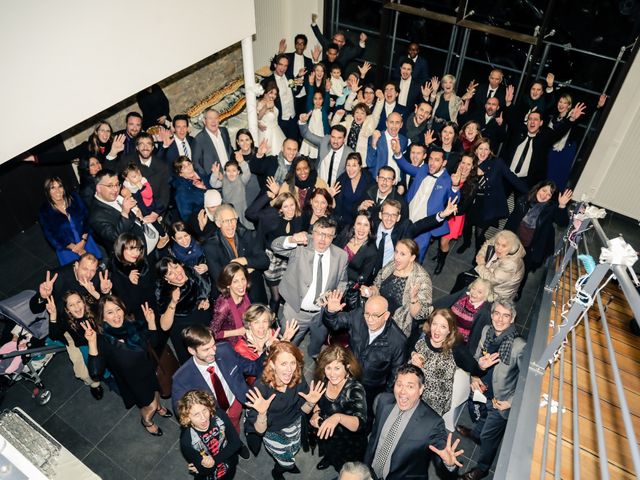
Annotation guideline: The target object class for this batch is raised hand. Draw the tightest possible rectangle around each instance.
[198,209,208,230]
[478,352,500,370]
[410,351,426,368]
[299,112,309,123]
[450,170,461,187]
[80,320,97,344]
[129,269,140,285]
[211,162,221,179]
[597,94,607,108]
[158,127,174,147]
[39,270,58,299]
[290,232,309,245]
[428,432,464,468]
[558,188,573,208]
[324,290,345,313]
[371,130,382,148]
[109,134,126,156]
[79,277,100,300]
[298,380,326,405]
[569,102,586,121]
[442,196,459,217]
[424,129,435,145]
[45,296,57,322]
[358,199,375,211]
[246,387,276,414]
[278,38,287,54]
[505,85,515,105]
[141,301,156,328]
[328,181,342,198]
[311,44,321,63]
[257,139,269,157]
[334,109,346,120]
[430,76,440,93]
[265,176,281,198]
[99,270,112,294]
[357,61,371,78]
[421,82,432,99]
[311,13,318,24]
[282,319,299,342]
[495,112,504,126]
[390,137,402,156]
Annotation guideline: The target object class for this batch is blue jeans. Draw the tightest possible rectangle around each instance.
[472,399,510,471]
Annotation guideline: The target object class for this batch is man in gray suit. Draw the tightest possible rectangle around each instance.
[192,108,233,175]
[298,118,353,186]
[271,217,348,358]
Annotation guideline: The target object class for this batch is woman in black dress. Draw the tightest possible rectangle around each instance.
[178,390,243,480]
[84,295,172,436]
[333,153,374,229]
[156,257,211,363]
[244,342,326,480]
[310,344,367,472]
[109,233,157,322]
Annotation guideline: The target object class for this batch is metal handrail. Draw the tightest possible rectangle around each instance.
[495,205,640,479]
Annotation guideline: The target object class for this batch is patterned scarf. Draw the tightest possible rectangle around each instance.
[347,121,362,150]
[482,324,517,365]
[102,320,145,352]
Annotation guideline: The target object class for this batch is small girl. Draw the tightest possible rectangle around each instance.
[329,64,347,104]
[121,163,170,247]
[300,88,330,158]
[210,158,253,230]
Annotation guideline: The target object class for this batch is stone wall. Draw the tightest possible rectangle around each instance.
[63,43,243,149]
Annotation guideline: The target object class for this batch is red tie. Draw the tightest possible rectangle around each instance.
[207,365,230,410]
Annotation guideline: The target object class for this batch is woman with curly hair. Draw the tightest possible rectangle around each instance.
[244,342,326,479]
[178,390,243,480]
[310,344,367,472]
[210,263,251,345]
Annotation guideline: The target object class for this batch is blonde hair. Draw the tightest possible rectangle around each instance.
[468,278,495,302]
[494,230,523,255]
[242,304,275,329]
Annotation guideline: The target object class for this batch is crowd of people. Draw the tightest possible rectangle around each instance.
[26,14,592,480]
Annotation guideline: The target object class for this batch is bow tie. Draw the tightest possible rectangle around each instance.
[428,173,438,179]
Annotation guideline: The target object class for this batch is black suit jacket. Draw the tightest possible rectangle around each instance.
[119,153,171,213]
[469,83,507,114]
[361,184,409,220]
[89,199,146,253]
[159,135,196,165]
[311,24,364,69]
[459,109,507,152]
[399,78,423,111]
[284,52,313,80]
[393,55,429,86]
[364,393,456,480]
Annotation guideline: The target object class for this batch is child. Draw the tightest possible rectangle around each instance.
[329,64,347,105]
[121,163,170,247]
[209,158,254,230]
[300,89,330,158]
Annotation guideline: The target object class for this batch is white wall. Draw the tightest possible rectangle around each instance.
[575,50,640,219]
[0,0,256,163]
[253,0,325,69]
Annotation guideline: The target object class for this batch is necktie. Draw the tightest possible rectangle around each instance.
[182,140,190,158]
[327,151,336,185]
[373,410,405,477]
[315,253,324,302]
[207,366,230,410]
[377,232,388,268]
[514,136,533,174]
[488,89,495,98]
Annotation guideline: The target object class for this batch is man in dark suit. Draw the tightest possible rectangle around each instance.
[469,69,507,115]
[371,198,453,273]
[364,364,462,480]
[89,170,149,254]
[459,96,507,152]
[249,137,298,192]
[502,104,585,187]
[376,83,408,131]
[311,13,367,70]
[203,204,269,303]
[171,324,265,435]
[119,132,171,215]
[298,121,353,185]
[262,54,302,141]
[277,35,314,114]
[110,111,143,159]
[358,166,409,221]
[397,60,424,110]
[158,114,196,164]
[271,217,348,359]
[192,108,233,175]
[393,42,429,86]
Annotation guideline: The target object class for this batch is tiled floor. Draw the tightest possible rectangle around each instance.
[0,221,583,479]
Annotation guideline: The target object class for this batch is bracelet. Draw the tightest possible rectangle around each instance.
[304,401,315,409]
[166,305,175,311]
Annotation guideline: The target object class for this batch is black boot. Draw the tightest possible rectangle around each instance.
[434,249,449,275]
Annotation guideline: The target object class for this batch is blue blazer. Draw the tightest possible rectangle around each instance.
[39,192,92,252]
[366,131,409,178]
[397,155,457,237]
[171,341,265,412]
[171,173,212,221]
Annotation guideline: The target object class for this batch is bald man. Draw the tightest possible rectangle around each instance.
[323,291,407,422]
[366,112,409,178]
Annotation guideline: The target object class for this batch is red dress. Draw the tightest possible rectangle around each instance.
[444,180,465,240]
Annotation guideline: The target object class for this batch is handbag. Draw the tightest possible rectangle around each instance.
[149,343,180,399]
[343,280,363,312]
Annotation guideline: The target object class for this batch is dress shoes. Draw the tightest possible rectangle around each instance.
[90,385,104,400]
[460,467,489,480]
[316,457,332,470]
[455,424,479,444]
[239,445,251,459]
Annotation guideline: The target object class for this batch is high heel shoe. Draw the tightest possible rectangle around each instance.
[141,418,163,436]
[156,406,173,418]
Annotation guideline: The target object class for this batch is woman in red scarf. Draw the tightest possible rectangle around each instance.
[210,263,251,345]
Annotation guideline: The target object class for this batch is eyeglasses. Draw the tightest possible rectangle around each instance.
[381,211,399,219]
[363,311,386,320]
[313,232,335,240]
[378,176,394,183]
[99,182,120,189]
[219,218,238,225]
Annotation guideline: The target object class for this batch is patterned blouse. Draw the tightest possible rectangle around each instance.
[413,335,457,416]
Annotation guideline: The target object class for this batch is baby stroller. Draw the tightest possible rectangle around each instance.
[0,290,65,405]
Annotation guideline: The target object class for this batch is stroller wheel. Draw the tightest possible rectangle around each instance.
[34,388,52,405]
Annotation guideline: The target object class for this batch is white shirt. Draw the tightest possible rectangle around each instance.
[384,101,397,117]
[398,77,411,106]
[176,136,191,158]
[205,128,230,168]
[139,156,152,168]
[383,131,401,180]
[368,326,385,345]
[194,358,236,406]
[274,73,296,120]
[300,250,331,311]
[409,169,444,222]
[293,53,306,98]
[485,113,494,125]
[487,87,497,98]
[319,145,344,184]
[376,224,394,267]
[510,134,536,177]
